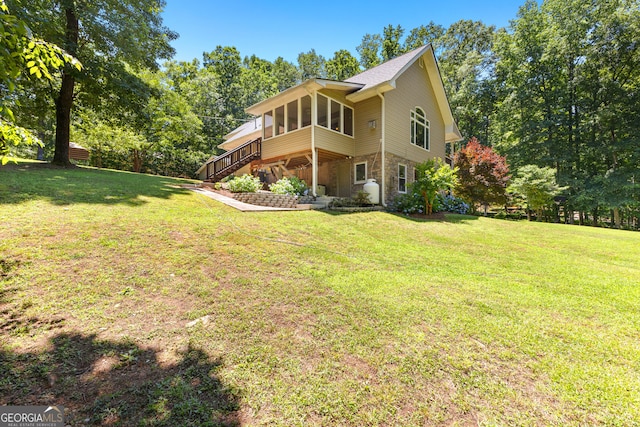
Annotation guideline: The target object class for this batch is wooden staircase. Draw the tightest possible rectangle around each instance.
[204,137,261,182]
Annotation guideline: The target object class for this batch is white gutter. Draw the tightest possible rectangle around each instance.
[377,91,386,207]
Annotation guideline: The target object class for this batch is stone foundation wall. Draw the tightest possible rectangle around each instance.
[384,152,420,205]
[232,192,298,208]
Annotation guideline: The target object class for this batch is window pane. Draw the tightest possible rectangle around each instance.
[275,106,285,136]
[317,95,328,127]
[264,111,273,139]
[331,100,340,132]
[411,121,415,145]
[355,163,366,182]
[416,125,425,148]
[425,124,430,150]
[399,165,406,193]
[344,106,353,136]
[301,95,311,127]
[287,100,298,132]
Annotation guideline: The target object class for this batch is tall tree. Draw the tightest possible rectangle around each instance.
[272,57,301,91]
[381,25,404,61]
[0,0,79,162]
[404,22,445,53]
[325,50,361,80]
[356,33,382,70]
[437,20,496,146]
[297,49,326,80]
[10,0,176,166]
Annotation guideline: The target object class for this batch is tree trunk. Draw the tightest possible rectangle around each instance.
[51,6,78,167]
[613,208,620,228]
[133,149,142,173]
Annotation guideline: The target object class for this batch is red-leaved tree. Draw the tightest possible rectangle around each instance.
[454,137,510,214]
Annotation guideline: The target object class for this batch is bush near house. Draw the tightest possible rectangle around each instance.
[227,174,262,193]
[269,176,308,196]
[389,192,469,215]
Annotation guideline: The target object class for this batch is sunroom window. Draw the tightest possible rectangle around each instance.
[330,100,341,132]
[301,95,312,127]
[287,100,298,132]
[264,110,273,139]
[275,105,285,136]
[317,95,328,128]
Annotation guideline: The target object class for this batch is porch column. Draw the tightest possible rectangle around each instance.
[312,148,318,197]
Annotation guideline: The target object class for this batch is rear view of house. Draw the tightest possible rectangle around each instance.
[197,44,462,205]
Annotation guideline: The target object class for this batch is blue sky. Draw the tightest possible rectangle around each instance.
[161,0,526,64]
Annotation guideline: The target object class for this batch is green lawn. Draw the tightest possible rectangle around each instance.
[1,162,639,426]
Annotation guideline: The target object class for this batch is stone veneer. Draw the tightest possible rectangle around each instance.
[384,152,420,205]
[232,192,298,208]
[320,152,435,205]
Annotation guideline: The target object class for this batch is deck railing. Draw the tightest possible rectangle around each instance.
[205,137,261,182]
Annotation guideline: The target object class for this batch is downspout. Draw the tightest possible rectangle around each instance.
[377,91,386,207]
[311,90,318,197]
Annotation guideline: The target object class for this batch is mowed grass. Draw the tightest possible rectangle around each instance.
[1,162,639,426]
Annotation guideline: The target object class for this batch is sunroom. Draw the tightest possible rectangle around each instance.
[245,78,364,196]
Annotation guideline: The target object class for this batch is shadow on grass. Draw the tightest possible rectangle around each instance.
[0,332,240,426]
[0,163,192,206]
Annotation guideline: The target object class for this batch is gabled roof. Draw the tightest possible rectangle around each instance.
[220,117,262,149]
[345,45,430,94]
[244,44,462,142]
[347,44,462,142]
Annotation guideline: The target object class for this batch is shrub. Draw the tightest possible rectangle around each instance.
[329,192,372,208]
[354,191,371,206]
[269,176,308,196]
[435,194,470,214]
[227,174,262,193]
[388,191,425,215]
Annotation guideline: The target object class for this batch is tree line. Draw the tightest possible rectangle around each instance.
[2,0,638,228]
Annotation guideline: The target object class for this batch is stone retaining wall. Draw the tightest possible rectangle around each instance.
[232,192,298,208]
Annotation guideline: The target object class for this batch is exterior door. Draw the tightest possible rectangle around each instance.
[337,161,351,197]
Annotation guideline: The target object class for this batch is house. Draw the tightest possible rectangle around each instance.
[197,44,462,205]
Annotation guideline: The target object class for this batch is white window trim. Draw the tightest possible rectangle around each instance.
[410,106,430,151]
[317,93,355,139]
[354,161,367,184]
[398,163,407,193]
[263,95,312,140]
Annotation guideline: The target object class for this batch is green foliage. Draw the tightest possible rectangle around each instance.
[509,165,566,220]
[0,0,80,163]
[388,191,425,215]
[329,191,373,208]
[227,174,262,193]
[297,49,326,80]
[269,176,308,196]
[413,158,459,215]
[325,50,361,80]
[10,0,177,164]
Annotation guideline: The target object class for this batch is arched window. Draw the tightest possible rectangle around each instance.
[410,107,430,150]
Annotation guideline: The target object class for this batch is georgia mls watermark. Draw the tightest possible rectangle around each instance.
[0,406,64,427]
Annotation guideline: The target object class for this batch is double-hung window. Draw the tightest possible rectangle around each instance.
[398,164,407,193]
